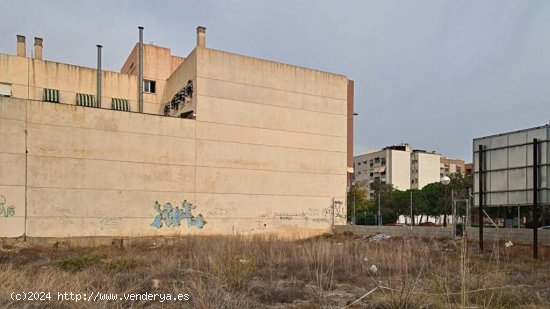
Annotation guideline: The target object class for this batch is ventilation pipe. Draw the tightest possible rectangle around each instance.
[197,26,206,48]
[16,35,26,57]
[34,37,43,60]
[96,45,102,108]
[138,26,144,113]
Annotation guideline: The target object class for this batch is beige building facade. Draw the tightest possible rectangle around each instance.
[0,27,353,239]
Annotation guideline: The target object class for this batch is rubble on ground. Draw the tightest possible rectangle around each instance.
[360,233,391,242]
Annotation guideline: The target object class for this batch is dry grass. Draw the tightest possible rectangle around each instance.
[0,234,549,308]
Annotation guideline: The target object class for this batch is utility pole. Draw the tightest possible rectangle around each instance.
[444,186,448,227]
[378,193,381,226]
[353,193,356,225]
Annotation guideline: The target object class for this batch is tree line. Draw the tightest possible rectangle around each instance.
[347,173,473,225]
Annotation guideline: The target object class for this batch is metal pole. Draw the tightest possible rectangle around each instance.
[96,45,102,108]
[478,144,484,252]
[138,26,144,113]
[453,200,457,236]
[444,186,448,227]
[466,188,472,227]
[378,193,381,226]
[353,193,356,225]
[533,138,539,259]
[452,189,455,235]
[410,190,413,228]
[518,206,520,230]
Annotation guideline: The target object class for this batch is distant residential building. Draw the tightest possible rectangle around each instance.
[354,144,411,199]
[440,157,465,178]
[354,144,465,198]
[464,163,473,176]
[410,150,441,189]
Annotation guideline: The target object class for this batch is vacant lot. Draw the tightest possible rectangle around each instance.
[1,234,549,308]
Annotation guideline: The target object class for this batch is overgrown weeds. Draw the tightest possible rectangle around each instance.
[56,255,102,271]
[0,235,548,308]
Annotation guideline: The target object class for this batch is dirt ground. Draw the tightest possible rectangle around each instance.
[1,234,549,308]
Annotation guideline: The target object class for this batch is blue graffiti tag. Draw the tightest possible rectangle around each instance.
[151,200,207,229]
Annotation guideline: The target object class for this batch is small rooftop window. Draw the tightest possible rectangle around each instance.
[143,80,156,93]
[0,83,12,97]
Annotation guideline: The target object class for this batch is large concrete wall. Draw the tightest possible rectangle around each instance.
[25,101,197,237]
[0,47,349,238]
[193,48,348,235]
[0,97,26,237]
[0,97,199,237]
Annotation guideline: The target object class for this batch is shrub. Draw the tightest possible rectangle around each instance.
[107,256,139,272]
[56,255,102,271]
[212,250,257,290]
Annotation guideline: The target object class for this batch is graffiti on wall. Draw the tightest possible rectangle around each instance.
[253,221,267,231]
[324,200,346,219]
[0,195,15,217]
[99,218,120,230]
[151,200,207,229]
[206,207,237,217]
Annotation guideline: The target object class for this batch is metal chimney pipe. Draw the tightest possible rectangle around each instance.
[138,26,144,113]
[96,45,102,108]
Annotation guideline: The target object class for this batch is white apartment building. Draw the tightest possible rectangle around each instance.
[410,150,441,189]
[354,144,464,198]
[354,144,412,199]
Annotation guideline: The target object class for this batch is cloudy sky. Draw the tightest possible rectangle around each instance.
[1,1,549,161]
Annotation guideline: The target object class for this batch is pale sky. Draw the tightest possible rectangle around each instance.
[1,0,549,161]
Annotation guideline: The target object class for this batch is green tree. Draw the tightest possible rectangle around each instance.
[416,173,473,225]
[449,172,473,200]
[409,189,427,225]
[347,184,368,223]
[390,189,409,220]
[422,182,444,219]
[387,188,427,225]
[368,179,398,224]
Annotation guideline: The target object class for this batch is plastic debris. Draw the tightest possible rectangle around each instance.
[505,241,513,248]
[361,233,392,242]
[152,279,160,288]
[239,258,249,264]
[369,265,378,273]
